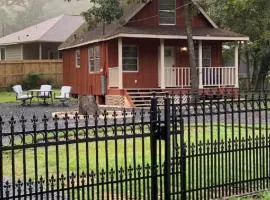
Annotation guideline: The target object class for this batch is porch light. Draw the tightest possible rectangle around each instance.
[180,47,188,52]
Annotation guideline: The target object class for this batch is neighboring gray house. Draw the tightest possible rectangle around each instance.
[0,15,84,61]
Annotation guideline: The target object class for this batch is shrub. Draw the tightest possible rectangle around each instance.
[22,73,42,90]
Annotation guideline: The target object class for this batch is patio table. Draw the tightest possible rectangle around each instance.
[28,89,53,104]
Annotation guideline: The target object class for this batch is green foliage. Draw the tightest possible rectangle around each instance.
[199,0,270,90]
[19,73,56,90]
[22,73,42,90]
[81,0,123,29]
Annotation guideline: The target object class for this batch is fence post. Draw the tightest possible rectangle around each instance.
[150,93,158,200]
[0,117,3,199]
[180,118,186,200]
[164,94,171,199]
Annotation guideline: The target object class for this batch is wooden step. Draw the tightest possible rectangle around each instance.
[127,89,168,108]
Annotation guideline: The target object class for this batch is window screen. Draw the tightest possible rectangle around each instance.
[88,46,100,72]
[123,46,138,71]
[159,0,176,25]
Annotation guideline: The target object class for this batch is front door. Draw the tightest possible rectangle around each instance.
[165,46,176,87]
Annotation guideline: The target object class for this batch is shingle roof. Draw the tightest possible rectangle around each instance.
[115,26,248,38]
[0,15,85,45]
[59,0,151,50]
[59,0,248,50]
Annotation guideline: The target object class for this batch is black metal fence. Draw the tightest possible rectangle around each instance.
[1,90,270,199]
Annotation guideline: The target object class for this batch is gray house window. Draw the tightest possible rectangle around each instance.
[0,48,5,60]
[88,46,100,73]
[159,0,176,25]
[195,45,212,67]
[75,49,80,68]
[123,46,138,72]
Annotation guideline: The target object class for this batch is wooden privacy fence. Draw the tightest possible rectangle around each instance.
[0,60,63,89]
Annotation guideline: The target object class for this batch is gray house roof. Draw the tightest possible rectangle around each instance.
[0,15,85,46]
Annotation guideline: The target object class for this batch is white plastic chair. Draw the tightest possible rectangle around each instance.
[12,85,32,105]
[38,84,52,104]
[54,86,72,105]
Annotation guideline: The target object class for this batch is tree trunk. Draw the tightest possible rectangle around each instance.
[78,95,100,116]
[184,0,199,99]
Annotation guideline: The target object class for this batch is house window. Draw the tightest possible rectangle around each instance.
[0,48,5,60]
[202,46,211,67]
[195,45,211,67]
[75,49,80,68]
[88,46,100,72]
[123,46,138,72]
[159,0,176,25]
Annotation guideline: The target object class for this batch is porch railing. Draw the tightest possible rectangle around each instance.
[201,66,236,87]
[165,66,236,88]
[109,66,237,88]
[109,67,119,87]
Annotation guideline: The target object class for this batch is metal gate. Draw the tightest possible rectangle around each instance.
[150,94,186,200]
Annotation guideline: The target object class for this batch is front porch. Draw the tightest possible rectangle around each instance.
[110,66,237,89]
[108,38,239,90]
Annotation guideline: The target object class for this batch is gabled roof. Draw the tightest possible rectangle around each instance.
[191,0,218,28]
[59,0,248,50]
[0,15,85,46]
[59,0,150,50]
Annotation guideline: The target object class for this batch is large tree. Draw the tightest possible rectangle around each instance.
[199,0,270,90]
[81,0,123,31]
[184,0,199,98]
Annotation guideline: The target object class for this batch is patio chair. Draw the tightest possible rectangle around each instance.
[12,85,33,105]
[54,86,72,105]
[38,84,52,104]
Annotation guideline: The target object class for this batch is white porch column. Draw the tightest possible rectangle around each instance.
[198,40,203,88]
[118,38,123,89]
[234,42,239,88]
[39,43,42,60]
[160,39,165,89]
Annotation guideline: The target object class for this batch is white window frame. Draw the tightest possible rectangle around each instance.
[0,48,5,61]
[123,45,139,72]
[88,45,101,73]
[159,0,176,26]
[75,49,80,68]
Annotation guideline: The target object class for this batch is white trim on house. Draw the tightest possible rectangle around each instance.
[235,42,239,88]
[160,39,165,89]
[59,34,249,50]
[198,40,203,88]
[118,38,123,89]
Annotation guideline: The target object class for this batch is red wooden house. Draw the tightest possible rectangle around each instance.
[59,0,249,107]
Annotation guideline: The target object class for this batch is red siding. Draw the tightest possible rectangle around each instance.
[62,42,107,96]
[63,39,223,93]
[128,0,213,28]
[123,38,159,88]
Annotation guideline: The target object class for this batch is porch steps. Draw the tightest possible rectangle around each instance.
[127,89,167,107]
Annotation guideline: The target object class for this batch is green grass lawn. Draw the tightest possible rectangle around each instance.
[2,124,267,179]
[0,91,17,103]
[0,90,65,103]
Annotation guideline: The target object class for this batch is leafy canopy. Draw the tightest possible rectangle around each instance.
[82,0,123,28]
